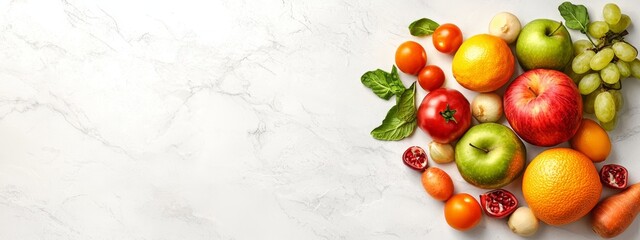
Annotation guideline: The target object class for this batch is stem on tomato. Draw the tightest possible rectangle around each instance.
[439,104,458,124]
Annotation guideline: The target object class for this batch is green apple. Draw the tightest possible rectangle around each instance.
[455,123,526,189]
[516,19,573,71]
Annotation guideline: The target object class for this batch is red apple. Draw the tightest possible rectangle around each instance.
[503,69,582,147]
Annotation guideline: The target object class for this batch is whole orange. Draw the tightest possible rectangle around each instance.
[452,34,515,92]
[570,118,611,162]
[522,148,602,226]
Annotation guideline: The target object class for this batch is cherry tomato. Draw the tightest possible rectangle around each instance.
[395,41,427,75]
[417,88,471,143]
[444,193,482,231]
[418,65,445,91]
[433,23,463,54]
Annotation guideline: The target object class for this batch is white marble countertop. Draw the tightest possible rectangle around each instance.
[1,0,639,239]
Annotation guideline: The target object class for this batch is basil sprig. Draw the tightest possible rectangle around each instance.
[361,66,405,100]
[558,2,590,33]
[408,18,440,37]
[361,66,417,141]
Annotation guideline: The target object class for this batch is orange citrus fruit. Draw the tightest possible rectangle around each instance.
[522,148,602,226]
[452,34,515,92]
[570,118,611,162]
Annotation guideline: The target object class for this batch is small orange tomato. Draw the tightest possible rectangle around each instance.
[395,41,427,75]
[418,65,446,91]
[421,167,454,201]
[444,193,482,231]
[433,23,463,54]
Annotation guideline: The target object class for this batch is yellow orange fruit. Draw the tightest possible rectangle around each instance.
[570,118,611,162]
[452,34,515,92]
[522,148,602,226]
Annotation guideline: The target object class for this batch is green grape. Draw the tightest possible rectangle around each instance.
[616,61,631,78]
[603,3,622,25]
[565,67,588,84]
[573,40,594,56]
[578,73,601,95]
[610,90,624,111]
[572,50,595,74]
[583,91,599,114]
[588,21,609,38]
[599,114,618,131]
[616,61,631,80]
[590,48,615,71]
[609,14,631,33]
[600,63,620,84]
[595,91,616,123]
[612,42,638,62]
[630,58,640,79]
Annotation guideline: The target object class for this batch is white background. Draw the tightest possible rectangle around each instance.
[0,0,639,239]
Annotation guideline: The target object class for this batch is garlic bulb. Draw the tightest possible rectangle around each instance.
[489,12,522,44]
[508,207,539,237]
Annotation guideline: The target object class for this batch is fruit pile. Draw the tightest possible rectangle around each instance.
[360,1,640,238]
[566,3,640,130]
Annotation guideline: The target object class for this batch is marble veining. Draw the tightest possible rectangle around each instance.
[0,0,639,239]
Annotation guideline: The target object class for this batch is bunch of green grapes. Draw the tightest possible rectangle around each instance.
[569,3,640,131]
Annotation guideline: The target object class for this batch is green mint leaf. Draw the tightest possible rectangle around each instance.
[558,2,589,33]
[388,65,406,97]
[361,69,394,100]
[408,18,440,36]
[396,82,417,121]
[370,106,417,141]
[361,66,406,100]
[371,82,417,141]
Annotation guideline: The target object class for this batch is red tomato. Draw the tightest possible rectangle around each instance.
[418,65,445,91]
[444,193,482,231]
[433,23,463,54]
[395,41,427,75]
[417,88,471,143]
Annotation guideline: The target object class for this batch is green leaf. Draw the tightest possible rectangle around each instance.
[370,106,417,141]
[408,18,440,36]
[558,2,589,33]
[370,82,418,141]
[396,82,417,121]
[361,69,394,100]
[361,66,406,100]
[388,65,406,97]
